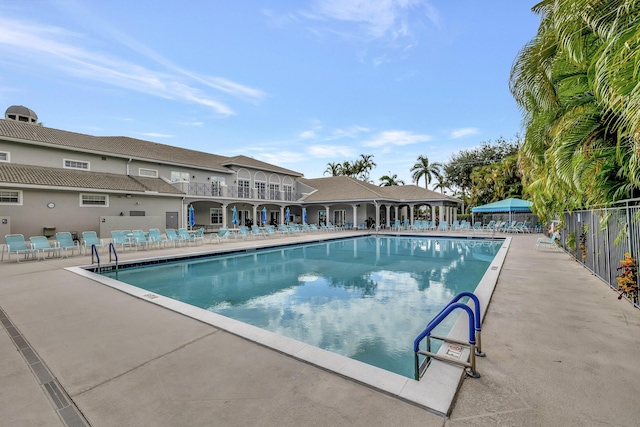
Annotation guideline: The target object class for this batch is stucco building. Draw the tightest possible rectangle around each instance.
[0,106,460,239]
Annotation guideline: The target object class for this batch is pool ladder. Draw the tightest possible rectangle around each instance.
[413,292,485,380]
[91,243,118,275]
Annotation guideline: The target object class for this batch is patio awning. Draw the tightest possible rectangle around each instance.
[471,198,532,213]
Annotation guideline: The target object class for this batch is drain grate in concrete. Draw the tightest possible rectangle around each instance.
[0,306,90,427]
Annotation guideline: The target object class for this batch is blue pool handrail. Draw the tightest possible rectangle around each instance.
[413,292,485,380]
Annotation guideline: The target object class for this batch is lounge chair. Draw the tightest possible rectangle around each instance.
[251,225,266,238]
[209,228,229,243]
[111,230,134,251]
[437,221,448,231]
[165,229,181,247]
[131,230,151,250]
[277,224,290,234]
[29,236,59,260]
[264,225,277,237]
[82,231,105,255]
[309,224,320,232]
[55,232,81,257]
[178,228,204,245]
[2,234,36,262]
[148,228,168,249]
[536,232,560,251]
[482,220,496,231]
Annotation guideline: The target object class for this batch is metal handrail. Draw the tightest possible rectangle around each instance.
[108,243,118,276]
[413,292,485,380]
[91,244,100,269]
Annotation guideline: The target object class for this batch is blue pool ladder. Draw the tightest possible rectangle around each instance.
[413,292,485,380]
[91,243,118,276]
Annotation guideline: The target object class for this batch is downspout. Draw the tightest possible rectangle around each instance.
[126,158,132,176]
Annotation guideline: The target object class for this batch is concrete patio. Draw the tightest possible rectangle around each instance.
[1,231,639,426]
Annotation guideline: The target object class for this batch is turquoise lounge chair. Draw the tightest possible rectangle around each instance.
[2,234,35,262]
[111,230,134,251]
[165,229,181,247]
[82,231,105,255]
[536,232,560,251]
[209,228,229,243]
[55,232,81,257]
[30,236,59,260]
[251,225,266,238]
[131,230,151,250]
[148,229,168,249]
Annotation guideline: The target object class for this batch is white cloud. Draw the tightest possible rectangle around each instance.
[299,129,318,139]
[0,17,264,116]
[308,145,355,158]
[258,151,309,164]
[362,130,431,147]
[137,132,174,138]
[298,0,440,43]
[450,127,479,139]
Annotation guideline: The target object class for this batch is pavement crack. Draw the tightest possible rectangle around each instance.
[74,329,220,397]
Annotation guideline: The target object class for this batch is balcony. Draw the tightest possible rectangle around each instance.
[185,183,302,202]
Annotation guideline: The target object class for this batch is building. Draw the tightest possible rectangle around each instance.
[0,105,460,239]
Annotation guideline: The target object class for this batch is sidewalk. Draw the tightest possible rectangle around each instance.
[1,232,639,426]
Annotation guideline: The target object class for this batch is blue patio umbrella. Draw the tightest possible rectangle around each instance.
[285,207,290,223]
[302,208,307,224]
[231,206,238,226]
[188,204,195,229]
[261,207,267,225]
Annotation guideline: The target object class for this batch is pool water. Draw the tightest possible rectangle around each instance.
[101,236,502,378]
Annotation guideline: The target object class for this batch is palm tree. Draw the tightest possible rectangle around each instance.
[379,173,405,187]
[510,0,640,218]
[324,162,342,176]
[410,155,442,189]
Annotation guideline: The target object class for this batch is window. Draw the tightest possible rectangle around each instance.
[0,190,21,204]
[210,208,222,225]
[64,159,90,170]
[255,181,266,199]
[269,184,279,199]
[0,151,9,162]
[170,171,190,182]
[80,194,108,207]
[139,168,158,178]
[238,179,250,198]
[211,177,225,196]
[284,185,293,201]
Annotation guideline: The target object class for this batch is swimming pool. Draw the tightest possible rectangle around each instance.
[99,235,502,378]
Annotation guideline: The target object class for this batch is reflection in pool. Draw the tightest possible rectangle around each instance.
[102,236,502,378]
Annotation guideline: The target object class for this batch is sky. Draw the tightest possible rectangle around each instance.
[0,1,541,187]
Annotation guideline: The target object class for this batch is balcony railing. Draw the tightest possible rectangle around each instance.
[185,183,302,201]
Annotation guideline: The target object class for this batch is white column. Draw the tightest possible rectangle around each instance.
[409,204,415,227]
[352,205,358,229]
[386,205,391,228]
[439,205,445,225]
[431,205,436,224]
[252,205,257,226]
[325,206,331,225]
[222,203,228,228]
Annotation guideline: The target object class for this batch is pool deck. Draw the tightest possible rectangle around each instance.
[1,230,640,426]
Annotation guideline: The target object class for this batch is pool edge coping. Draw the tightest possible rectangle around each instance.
[66,234,511,416]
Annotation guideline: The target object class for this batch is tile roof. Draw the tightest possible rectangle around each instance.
[0,119,302,176]
[0,163,184,194]
[298,176,460,204]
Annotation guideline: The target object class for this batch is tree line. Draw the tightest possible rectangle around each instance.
[323,136,521,214]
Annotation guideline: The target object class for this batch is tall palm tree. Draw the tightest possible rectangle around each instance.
[510,0,640,218]
[324,162,342,176]
[379,173,405,187]
[410,155,442,189]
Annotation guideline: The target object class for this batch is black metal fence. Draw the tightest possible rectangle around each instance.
[560,206,640,308]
